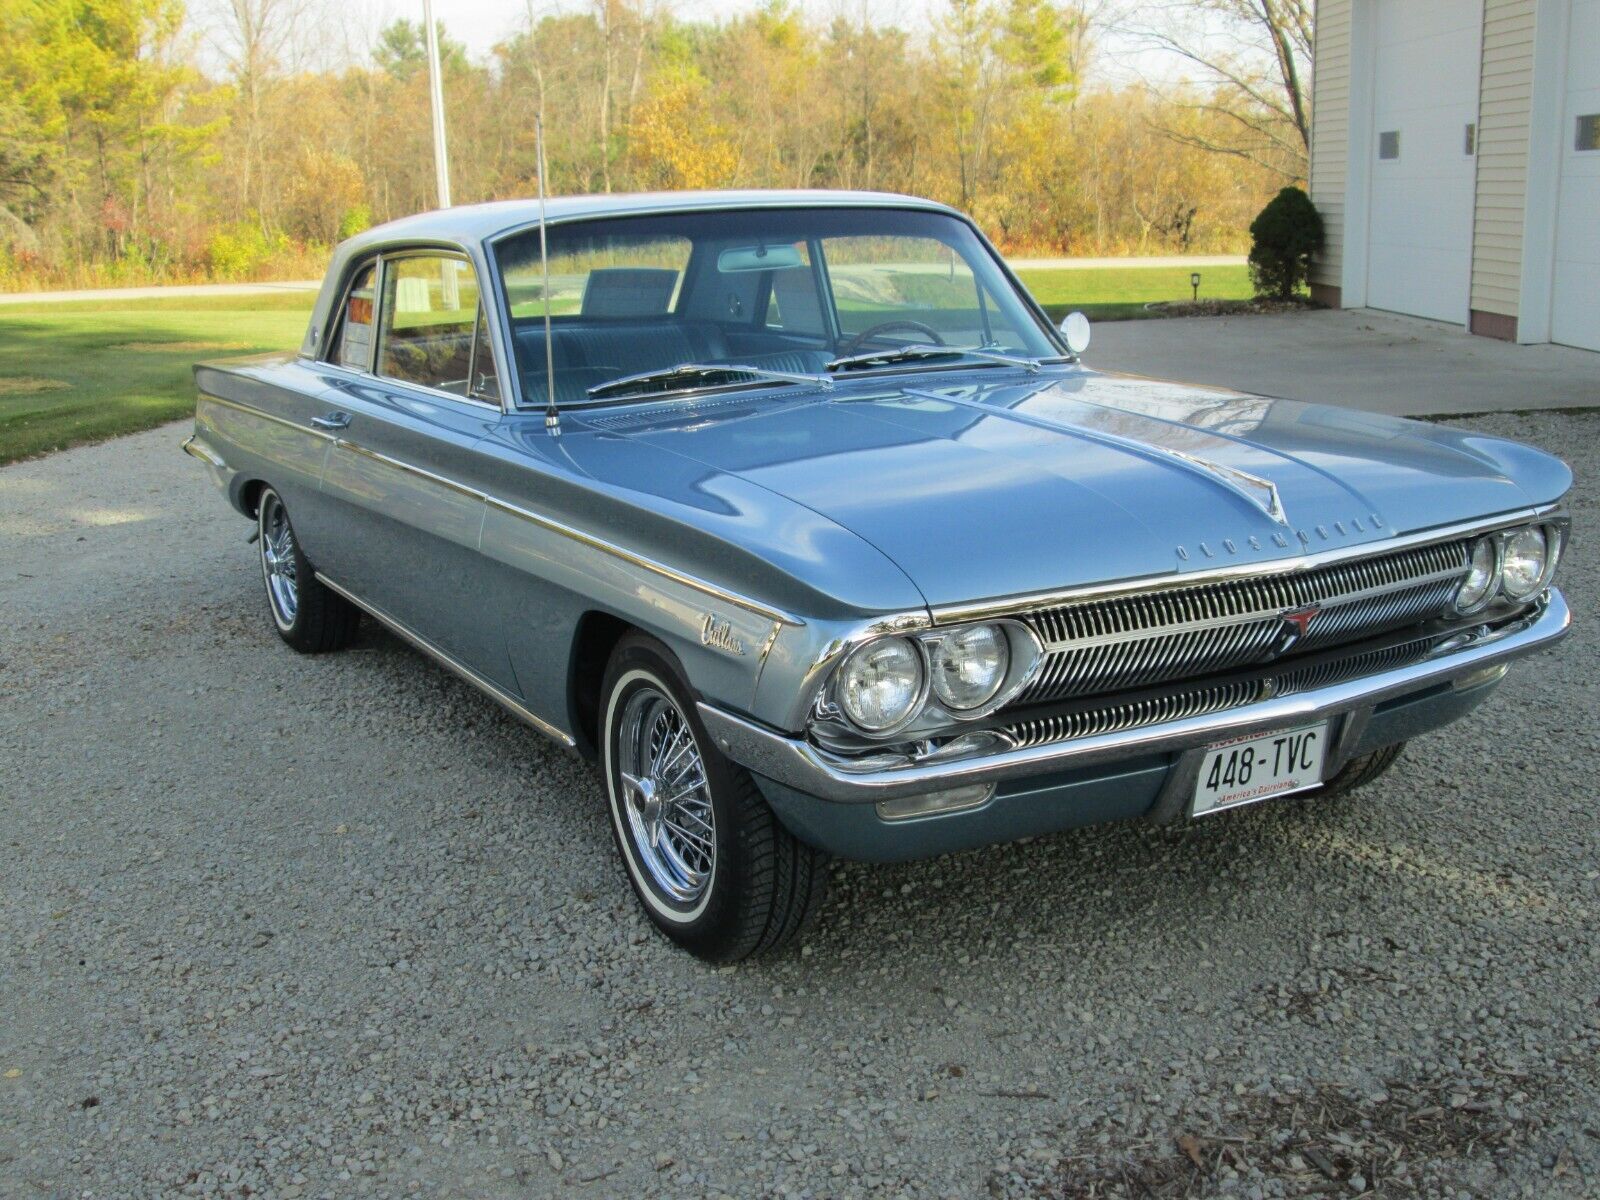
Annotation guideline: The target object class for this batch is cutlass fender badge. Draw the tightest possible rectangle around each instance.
[699,614,746,656]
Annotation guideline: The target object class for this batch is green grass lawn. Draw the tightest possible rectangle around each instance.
[0,264,1255,464]
[0,293,313,465]
[1017,264,1254,322]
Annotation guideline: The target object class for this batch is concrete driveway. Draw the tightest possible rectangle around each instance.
[1091,308,1599,417]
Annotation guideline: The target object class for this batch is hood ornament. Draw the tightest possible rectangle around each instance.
[1160,448,1288,526]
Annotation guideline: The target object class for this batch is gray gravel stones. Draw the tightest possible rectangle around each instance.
[1,411,1597,1198]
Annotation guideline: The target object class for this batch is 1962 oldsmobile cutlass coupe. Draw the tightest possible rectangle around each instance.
[185,191,1572,960]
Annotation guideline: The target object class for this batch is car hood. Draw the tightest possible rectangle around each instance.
[585,368,1568,611]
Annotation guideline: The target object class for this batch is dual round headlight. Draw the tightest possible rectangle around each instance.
[836,637,924,732]
[1454,524,1560,614]
[1501,527,1550,600]
[835,623,1014,733]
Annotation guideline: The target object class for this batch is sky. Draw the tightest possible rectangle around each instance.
[347,0,1180,85]
[410,0,948,58]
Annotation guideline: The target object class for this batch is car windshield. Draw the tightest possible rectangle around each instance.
[494,206,1062,407]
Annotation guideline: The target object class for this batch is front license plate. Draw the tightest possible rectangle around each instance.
[1192,722,1328,816]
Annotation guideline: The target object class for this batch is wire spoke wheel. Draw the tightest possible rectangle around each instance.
[615,686,716,906]
[259,492,300,627]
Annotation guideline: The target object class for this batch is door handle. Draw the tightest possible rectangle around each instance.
[311,411,352,431]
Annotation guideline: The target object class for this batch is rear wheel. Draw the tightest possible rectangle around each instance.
[1322,741,1406,797]
[257,487,360,653]
[600,633,828,961]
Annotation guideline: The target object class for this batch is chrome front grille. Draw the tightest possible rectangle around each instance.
[1001,633,1440,751]
[1016,539,1469,705]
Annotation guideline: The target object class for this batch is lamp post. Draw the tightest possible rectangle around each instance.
[422,0,451,208]
[1190,272,1201,302]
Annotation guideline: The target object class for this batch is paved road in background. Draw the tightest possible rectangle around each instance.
[0,255,1248,307]
[0,280,322,306]
[2,410,1597,1197]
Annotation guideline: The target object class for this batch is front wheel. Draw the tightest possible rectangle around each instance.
[600,634,828,961]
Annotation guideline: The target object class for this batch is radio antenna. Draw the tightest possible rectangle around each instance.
[535,113,560,435]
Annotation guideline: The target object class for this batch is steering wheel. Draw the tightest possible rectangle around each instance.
[838,320,946,357]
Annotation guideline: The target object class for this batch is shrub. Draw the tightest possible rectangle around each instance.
[338,204,373,242]
[207,221,289,280]
[1247,187,1324,301]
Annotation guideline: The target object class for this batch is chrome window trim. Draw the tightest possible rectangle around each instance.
[319,359,506,415]
[486,202,1069,413]
[928,505,1566,626]
[316,246,508,415]
[323,255,380,374]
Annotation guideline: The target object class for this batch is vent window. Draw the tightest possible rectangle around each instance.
[1378,130,1400,160]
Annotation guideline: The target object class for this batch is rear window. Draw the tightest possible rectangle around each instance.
[501,235,691,320]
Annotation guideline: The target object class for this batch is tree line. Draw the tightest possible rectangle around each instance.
[0,0,1309,289]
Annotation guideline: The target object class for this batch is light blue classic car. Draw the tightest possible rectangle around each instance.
[185,191,1572,960]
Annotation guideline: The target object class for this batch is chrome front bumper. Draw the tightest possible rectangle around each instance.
[698,589,1571,804]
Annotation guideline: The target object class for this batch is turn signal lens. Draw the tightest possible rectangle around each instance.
[837,637,923,732]
[1454,537,1498,613]
[928,623,1010,711]
[1500,526,1548,600]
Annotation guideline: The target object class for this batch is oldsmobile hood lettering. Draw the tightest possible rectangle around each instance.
[594,371,1559,610]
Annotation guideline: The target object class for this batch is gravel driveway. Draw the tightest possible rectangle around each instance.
[2,413,1597,1199]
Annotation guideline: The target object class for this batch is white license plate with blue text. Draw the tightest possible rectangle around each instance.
[1192,722,1328,816]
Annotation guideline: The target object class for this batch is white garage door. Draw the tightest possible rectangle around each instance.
[1551,0,1600,352]
[1366,0,1482,323]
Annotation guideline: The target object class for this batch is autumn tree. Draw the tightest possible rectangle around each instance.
[1121,0,1311,179]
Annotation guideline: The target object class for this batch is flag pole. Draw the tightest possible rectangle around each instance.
[422,0,451,208]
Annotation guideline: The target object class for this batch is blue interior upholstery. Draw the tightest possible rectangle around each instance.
[580,268,680,317]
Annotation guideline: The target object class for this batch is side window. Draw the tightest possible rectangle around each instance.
[377,255,488,398]
[330,263,377,369]
[469,303,500,403]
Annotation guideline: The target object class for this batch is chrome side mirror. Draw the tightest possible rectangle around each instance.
[1060,311,1091,355]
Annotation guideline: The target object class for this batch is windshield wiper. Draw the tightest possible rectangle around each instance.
[585,362,832,401]
[825,344,1042,374]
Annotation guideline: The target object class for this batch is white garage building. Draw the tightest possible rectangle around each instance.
[1309,0,1599,351]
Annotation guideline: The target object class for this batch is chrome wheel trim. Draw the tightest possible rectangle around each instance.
[259,492,300,630]
[608,675,717,916]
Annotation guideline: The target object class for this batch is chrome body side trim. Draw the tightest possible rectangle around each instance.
[315,572,578,748]
[332,438,801,626]
[180,434,226,468]
[205,389,799,628]
[928,507,1562,625]
[480,495,802,627]
[333,438,486,503]
[201,392,338,442]
[701,588,1570,803]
